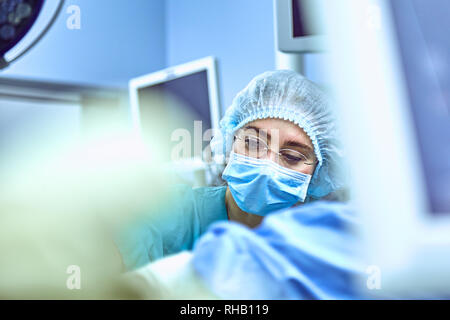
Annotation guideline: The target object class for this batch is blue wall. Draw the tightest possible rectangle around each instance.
[2,0,166,87]
[165,0,276,113]
[2,0,327,110]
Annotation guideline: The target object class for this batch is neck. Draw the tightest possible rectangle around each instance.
[225,187,264,229]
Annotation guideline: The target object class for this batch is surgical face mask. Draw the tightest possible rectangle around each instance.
[222,152,312,216]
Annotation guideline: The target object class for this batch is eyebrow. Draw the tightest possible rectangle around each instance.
[243,125,314,153]
[243,125,269,137]
[284,140,314,154]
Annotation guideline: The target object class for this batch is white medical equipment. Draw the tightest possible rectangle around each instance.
[321,0,450,296]
[274,0,326,53]
[129,56,222,187]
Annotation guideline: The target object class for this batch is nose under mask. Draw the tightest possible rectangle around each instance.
[222,152,312,216]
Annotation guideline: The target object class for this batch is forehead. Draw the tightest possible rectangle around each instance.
[243,118,313,148]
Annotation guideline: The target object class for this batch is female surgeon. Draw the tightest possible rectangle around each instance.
[116,70,346,271]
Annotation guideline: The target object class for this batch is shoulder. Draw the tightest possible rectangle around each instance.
[191,185,228,228]
[169,184,226,201]
[161,184,228,233]
[192,185,227,200]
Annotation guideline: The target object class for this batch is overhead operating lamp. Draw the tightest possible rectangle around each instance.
[0,0,65,70]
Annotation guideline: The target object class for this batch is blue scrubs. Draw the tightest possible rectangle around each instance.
[192,201,367,299]
[116,184,228,271]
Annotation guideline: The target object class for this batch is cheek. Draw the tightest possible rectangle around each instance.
[232,143,244,155]
[299,165,316,176]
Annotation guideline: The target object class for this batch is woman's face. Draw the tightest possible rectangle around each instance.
[233,118,317,175]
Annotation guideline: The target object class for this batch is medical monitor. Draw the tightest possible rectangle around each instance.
[274,0,327,53]
[129,57,221,161]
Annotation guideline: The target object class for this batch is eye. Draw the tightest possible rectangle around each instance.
[245,136,262,151]
[280,150,306,164]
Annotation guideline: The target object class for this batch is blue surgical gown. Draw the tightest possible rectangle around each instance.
[192,201,367,299]
[116,184,228,271]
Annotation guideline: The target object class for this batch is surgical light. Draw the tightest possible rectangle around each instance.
[0,0,64,69]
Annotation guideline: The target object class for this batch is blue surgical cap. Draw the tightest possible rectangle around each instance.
[211,70,346,199]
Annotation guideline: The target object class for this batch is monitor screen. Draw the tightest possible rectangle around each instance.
[292,0,323,38]
[390,0,450,214]
[137,70,212,160]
